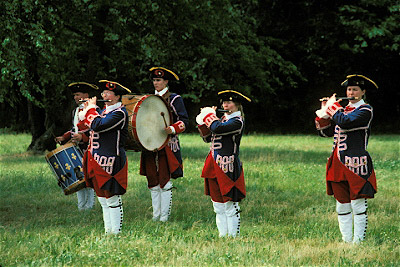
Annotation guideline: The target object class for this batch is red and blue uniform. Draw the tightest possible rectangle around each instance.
[316,100,377,202]
[80,103,129,198]
[201,111,246,202]
[140,91,189,187]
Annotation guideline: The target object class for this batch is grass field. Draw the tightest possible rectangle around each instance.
[0,133,399,266]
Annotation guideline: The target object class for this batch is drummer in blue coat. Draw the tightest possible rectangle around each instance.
[140,67,189,222]
[315,74,378,244]
[78,80,131,235]
[196,90,251,237]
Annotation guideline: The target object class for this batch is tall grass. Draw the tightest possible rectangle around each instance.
[0,133,399,266]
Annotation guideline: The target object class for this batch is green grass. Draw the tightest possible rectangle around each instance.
[0,133,399,266]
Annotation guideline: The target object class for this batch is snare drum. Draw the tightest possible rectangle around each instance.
[45,142,86,195]
[122,94,172,151]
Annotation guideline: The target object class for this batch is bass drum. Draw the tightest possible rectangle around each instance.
[122,94,172,151]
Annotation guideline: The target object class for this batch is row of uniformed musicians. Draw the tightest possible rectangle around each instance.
[57,69,378,243]
[58,66,249,237]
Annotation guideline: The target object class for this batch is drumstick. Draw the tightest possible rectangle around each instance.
[52,132,62,145]
[160,112,168,127]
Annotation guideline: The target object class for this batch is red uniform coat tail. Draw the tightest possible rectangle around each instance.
[84,151,128,197]
[202,153,246,197]
[326,146,377,196]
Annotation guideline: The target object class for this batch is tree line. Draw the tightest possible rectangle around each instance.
[1,0,399,152]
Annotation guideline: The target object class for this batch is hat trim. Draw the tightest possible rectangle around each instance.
[98,80,132,93]
[149,67,179,80]
[341,74,378,89]
[218,90,251,102]
[68,82,99,90]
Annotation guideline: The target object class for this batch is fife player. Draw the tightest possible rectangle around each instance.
[196,90,251,237]
[79,80,131,235]
[315,74,378,244]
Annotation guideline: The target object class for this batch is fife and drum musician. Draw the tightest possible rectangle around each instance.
[315,74,378,244]
[196,90,251,237]
[55,82,97,211]
[78,80,131,235]
[140,67,189,222]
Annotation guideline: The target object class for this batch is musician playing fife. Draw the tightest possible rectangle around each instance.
[196,90,251,237]
[55,82,97,211]
[78,80,130,235]
[140,67,189,222]
[315,74,378,244]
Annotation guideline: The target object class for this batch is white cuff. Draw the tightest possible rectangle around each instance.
[78,110,86,121]
[315,108,329,119]
[315,95,336,119]
[196,107,216,125]
[196,114,204,125]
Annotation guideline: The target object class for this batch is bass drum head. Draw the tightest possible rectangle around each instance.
[135,95,171,151]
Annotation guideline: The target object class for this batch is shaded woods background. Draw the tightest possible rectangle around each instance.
[1,0,399,152]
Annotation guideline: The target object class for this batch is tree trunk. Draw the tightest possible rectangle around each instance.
[27,101,49,152]
[26,97,74,153]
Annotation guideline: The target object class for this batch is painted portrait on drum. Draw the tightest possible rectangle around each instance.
[140,67,189,222]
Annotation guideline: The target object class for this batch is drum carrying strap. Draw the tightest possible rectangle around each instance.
[162,91,173,114]
[162,91,171,105]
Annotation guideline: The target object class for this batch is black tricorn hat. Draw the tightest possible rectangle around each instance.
[218,90,252,104]
[341,74,378,90]
[68,82,98,93]
[149,67,179,81]
[98,80,132,96]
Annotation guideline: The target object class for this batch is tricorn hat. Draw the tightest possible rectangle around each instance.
[341,74,378,90]
[149,67,179,81]
[68,82,98,94]
[218,90,252,104]
[98,80,132,96]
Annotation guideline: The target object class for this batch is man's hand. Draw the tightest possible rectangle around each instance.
[55,136,65,144]
[71,133,83,144]
[165,126,174,135]
[84,96,97,107]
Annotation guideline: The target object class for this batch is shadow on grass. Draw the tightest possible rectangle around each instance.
[181,144,330,164]
[1,176,328,234]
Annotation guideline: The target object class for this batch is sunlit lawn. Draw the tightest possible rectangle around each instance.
[0,133,399,266]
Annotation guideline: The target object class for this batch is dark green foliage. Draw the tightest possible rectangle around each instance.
[1,0,399,151]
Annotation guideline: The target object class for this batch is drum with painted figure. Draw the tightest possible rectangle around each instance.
[45,142,86,195]
[122,94,172,151]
